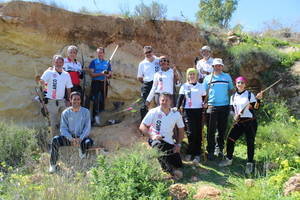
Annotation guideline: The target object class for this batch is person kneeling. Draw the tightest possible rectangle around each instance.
[139,93,185,178]
[49,91,93,173]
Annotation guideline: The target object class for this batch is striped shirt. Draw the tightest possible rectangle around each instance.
[203,72,234,106]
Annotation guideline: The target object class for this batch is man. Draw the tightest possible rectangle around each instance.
[195,45,214,83]
[49,91,93,173]
[63,45,83,93]
[145,56,178,107]
[88,47,112,125]
[139,93,185,178]
[137,46,160,121]
[40,55,73,137]
[203,58,234,160]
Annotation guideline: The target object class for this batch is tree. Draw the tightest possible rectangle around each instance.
[196,0,238,28]
[134,1,167,21]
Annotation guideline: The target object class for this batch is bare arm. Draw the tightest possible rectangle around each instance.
[139,123,150,138]
[137,77,144,83]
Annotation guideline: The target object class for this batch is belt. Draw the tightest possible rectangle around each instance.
[92,79,105,82]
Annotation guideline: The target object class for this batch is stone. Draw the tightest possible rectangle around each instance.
[284,174,300,196]
[193,185,221,200]
[169,184,189,200]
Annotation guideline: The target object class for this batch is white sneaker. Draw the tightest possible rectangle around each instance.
[245,162,254,174]
[185,154,192,161]
[95,116,101,125]
[214,147,223,157]
[218,157,233,167]
[79,148,87,159]
[192,156,201,164]
[49,164,57,173]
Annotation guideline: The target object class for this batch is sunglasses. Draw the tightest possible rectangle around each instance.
[160,59,169,63]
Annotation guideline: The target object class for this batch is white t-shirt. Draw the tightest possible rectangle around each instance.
[63,58,82,72]
[179,82,206,109]
[41,68,73,100]
[230,90,256,118]
[196,57,214,79]
[146,68,174,102]
[137,57,160,82]
[142,106,185,144]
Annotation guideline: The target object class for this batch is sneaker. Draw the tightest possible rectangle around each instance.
[94,116,101,125]
[218,157,233,167]
[214,147,223,157]
[49,164,57,173]
[245,162,254,175]
[185,154,192,161]
[192,156,201,164]
[79,148,87,159]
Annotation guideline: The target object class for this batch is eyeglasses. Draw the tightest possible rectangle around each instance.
[160,59,169,63]
[236,81,245,84]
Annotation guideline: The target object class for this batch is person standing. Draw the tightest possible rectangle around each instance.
[49,91,93,173]
[139,93,185,178]
[63,45,83,93]
[195,46,214,83]
[88,47,112,125]
[176,68,206,164]
[137,46,160,121]
[40,55,73,137]
[203,58,234,160]
[219,76,263,174]
[146,56,179,106]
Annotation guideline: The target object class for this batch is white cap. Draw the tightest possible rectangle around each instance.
[212,58,224,66]
[201,45,211,52]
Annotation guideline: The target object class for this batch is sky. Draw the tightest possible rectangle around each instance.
[2,0,300,32]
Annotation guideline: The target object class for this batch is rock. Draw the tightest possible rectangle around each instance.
[193,185,221,200]
[190,176,199,182]
[173,169,183,180]
[244,179,255,187]
[284,174,300,196]
[169,184,188,200]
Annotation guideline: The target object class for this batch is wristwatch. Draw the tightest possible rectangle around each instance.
[176,143,182,147]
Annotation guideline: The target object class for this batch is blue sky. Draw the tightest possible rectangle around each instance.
[2,0,300,31]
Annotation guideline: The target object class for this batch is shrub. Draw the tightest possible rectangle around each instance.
[134,1,167,21]
[90,144,171,199]
[0,122,38,167]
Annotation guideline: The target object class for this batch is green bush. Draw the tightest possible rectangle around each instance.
[0,122,38,167]
[90,144,171,200]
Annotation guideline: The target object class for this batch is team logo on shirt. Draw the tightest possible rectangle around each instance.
[53,74,57,78]
[158,114,162,119]
[155,63,160,72]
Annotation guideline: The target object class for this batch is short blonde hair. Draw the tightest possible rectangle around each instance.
[67,45,78,55]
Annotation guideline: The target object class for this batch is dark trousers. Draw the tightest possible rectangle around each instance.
[140,81,153,120]
[90,80,107,118]
[184,108,203,156]
[206,105,230,154]
[50,136,93,165]
[148,139,182,173]
[226,119,257,162]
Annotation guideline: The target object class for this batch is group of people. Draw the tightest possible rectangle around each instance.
[38,44,263,176]
[39,46,111,172]
[138,45,263,177]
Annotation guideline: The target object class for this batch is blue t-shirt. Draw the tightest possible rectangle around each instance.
[203,72,234,106]
[89,58,112,81]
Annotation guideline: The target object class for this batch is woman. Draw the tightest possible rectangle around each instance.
[176,68,206,164]
[146,56,179,106]
[63,45,83,93]
[219,76,263,174]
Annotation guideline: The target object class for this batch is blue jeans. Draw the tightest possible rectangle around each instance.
[50,135,93,165]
